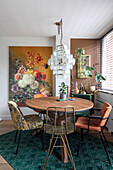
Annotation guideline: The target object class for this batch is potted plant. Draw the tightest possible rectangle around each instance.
[59,82,67,100]
[85,65,106,91]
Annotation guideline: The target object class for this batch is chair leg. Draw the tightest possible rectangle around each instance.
[77,128,83,156]
[43,135,58,170]
[101,129,109,146]
[40,131,44,149]
[62,135,76,170]
[15,130,21,155]
[14,130,18,143]
[99,131,111,164]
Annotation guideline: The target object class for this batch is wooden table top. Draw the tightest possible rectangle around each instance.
[26,96,94,113]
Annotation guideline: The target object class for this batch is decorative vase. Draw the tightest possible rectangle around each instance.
[90,85,95,93]
[60,93,66,100]
[74,82,79,94]
[87,79,91,93]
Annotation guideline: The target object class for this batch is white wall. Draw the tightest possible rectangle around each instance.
[0,36,55,119]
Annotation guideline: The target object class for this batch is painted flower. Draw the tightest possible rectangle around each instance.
[18,66,26,75]
[26,60,31,66]
[44,63,48,69]
[24,69,34,75]
[40,88,46,93]
[26,61,34,68]
[23,74,35,85]
[15,59,21,67]
[34,53,43,63]
[34,70,42,81]
[28,52,34,59]
[29,62,34,68]
[42,90,49,97]
[30,81,39,89]
[15,73,21,80]
[41,72,46,80]
[11,84,20,93]
[39,83,44,89]
[18,80,27,88]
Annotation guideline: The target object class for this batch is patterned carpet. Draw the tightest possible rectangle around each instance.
[0,130,113,170]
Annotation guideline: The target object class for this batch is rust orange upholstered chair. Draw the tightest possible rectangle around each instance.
[33,94,45,118]
[8,101,44,154]
[33,93,45,98]
[75,102,112,164]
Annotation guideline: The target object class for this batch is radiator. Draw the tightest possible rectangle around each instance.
[94,90,113,133]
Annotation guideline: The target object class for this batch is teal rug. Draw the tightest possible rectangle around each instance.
[0,130,113,170]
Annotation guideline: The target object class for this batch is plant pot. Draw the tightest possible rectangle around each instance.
[89,85,95,93]
[60,93,66,100]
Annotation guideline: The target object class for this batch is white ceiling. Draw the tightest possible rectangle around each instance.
[0,0,113,38]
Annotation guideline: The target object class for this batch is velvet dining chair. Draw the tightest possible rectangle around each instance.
[33,94,45,119]
[73,93,92,117]
[8,101,44,154]
[32,93,46,137]
[75,102,112,164]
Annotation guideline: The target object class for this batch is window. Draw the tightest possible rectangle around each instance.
[101,30,113,91]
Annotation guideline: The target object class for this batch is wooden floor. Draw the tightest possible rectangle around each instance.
[0,120,113,170]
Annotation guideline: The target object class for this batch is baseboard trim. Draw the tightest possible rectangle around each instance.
[0,115,11,120]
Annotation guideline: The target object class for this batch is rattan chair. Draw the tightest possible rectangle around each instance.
[8,101,44,154]
[43,106,76,170]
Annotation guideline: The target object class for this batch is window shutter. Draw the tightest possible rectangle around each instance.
[101,30,113,91]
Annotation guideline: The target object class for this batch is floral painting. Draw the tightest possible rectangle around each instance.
[9,46,52,106]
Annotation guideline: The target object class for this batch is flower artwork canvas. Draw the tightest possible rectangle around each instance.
[9,46,52,106]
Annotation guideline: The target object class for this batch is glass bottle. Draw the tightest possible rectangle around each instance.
[74,82,79,94]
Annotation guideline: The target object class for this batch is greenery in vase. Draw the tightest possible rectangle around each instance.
[59,82,67,94]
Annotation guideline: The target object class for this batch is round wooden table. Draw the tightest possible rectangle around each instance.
[26,96,94,163]
[26,96,94,113]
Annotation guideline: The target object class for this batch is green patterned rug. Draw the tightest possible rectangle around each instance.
[0,130,113,170]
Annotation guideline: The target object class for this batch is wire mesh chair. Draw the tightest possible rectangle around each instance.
[43,106,76,170]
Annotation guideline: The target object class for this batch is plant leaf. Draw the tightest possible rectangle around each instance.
[86,66,95,72]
